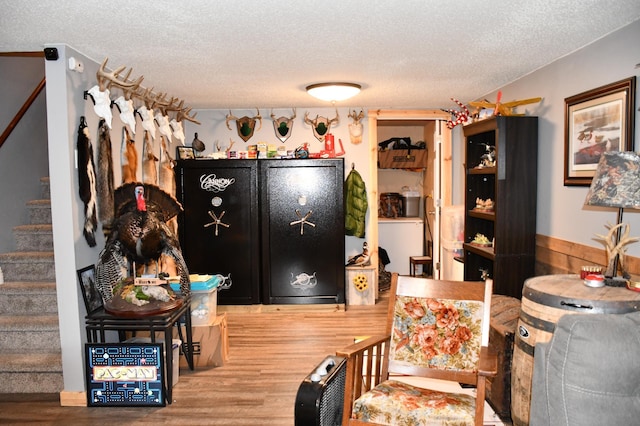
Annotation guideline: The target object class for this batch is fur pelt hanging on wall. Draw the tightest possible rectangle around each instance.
[96,119,115,236]
[142,130,158,185]
[121,126,138,184]
[76,116,98,247]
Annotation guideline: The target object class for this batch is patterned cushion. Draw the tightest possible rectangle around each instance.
[353,379,476,425]
[390,297,484,372]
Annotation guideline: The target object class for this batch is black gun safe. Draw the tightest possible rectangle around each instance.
[175,158,345,305]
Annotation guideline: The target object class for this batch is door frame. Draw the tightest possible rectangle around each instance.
[368,109,452,278]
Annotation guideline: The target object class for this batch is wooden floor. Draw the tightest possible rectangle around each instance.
[0,297,389,425]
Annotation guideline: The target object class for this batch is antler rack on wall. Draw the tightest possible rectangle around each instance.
[84,57,200,124]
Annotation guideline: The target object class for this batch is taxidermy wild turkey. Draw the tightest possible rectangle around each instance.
[95,182,190,302]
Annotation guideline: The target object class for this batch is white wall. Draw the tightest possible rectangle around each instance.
[47,19,639,395]
[0,57,49,253]
[481,19,640,257]
[45,47,376,393]
[45,44,115,393]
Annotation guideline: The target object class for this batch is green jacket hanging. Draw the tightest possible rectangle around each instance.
[344,166,368,238]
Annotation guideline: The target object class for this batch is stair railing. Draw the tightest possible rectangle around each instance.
[0,76,46,151]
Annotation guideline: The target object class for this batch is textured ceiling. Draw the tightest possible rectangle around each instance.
[1,1,639,110]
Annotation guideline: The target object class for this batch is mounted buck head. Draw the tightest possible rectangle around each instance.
[226,108,262,142]
[270,108,297,143]
[304,109,339,142]
[348,109,365,144]
[177,106,201,125]
[96,57,143,93]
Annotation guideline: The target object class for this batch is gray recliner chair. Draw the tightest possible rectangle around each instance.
[530,310,640,426]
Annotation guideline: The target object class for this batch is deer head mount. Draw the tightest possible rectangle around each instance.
[226,108,262,142]
[304,109,339,142]
[270,108,297,143]
[348,109,365,144]
[96,57,144,93]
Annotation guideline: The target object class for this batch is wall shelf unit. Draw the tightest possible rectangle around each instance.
[462,116,538,299]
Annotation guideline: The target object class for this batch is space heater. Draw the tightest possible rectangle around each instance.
[294,355,347,426]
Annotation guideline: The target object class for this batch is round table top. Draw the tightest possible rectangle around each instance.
[523,274,640,313]
[104,296,184,318]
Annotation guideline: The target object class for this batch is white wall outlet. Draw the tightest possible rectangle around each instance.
[68,57,84,73]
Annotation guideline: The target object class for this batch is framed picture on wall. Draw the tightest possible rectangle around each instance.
[176,146,195,160]
[564,76,636,186]
[77,265,103,314]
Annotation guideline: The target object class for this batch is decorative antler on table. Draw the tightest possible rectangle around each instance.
[594,222,640,279]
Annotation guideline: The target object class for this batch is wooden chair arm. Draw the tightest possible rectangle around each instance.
[477,346,498,377]
[337,334,391,425]
[336,334,390,358]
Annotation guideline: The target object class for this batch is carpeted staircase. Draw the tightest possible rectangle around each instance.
[0,177,63,393]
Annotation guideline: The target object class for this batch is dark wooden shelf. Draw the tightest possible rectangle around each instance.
[468,210,495,221]
[463,242,495,260]
[468,166,496,175]
[463,116,538,299]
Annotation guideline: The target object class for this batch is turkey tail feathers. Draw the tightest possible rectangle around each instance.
[114,182,182,222]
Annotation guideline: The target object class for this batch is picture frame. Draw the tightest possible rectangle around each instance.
[77,265,103,314]
[564,76,636,186]
[86,342,166,406]
[176,146,195,160]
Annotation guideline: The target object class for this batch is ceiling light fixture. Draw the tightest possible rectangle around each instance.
[306,82,361,102]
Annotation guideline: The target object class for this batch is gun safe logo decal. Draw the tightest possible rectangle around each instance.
[200,174,235,192]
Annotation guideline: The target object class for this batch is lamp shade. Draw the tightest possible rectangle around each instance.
[306,82,361,102]
[585,151,640,209]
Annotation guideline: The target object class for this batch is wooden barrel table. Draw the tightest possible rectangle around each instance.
[511,274,640,426]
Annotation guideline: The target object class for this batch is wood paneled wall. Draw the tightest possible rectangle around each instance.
[536,234,640,277]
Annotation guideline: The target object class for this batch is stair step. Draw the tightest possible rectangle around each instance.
[26,199,51,225]
[13,224,53,251]
[40,177,50,200]
[0,177,61,394]
[0,315,61,353]
[0,251,55,281]
[0,353,63,393]
[0,352,62,372]
[0,282,57,315]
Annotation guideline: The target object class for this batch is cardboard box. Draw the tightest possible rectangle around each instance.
[179,313,229,369]
[378,149,428,169]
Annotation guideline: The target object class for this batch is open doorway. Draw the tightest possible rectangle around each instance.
[369,110,452,280]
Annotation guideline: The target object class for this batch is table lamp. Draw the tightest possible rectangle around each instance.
[584,151,640,286]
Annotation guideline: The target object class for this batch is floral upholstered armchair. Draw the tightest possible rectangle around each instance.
[337,273,497,426]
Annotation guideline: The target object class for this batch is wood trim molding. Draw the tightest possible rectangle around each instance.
[0,77,46,149]
[536,234,640,277]
[0,51,45,57]
[59,391,86,407]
